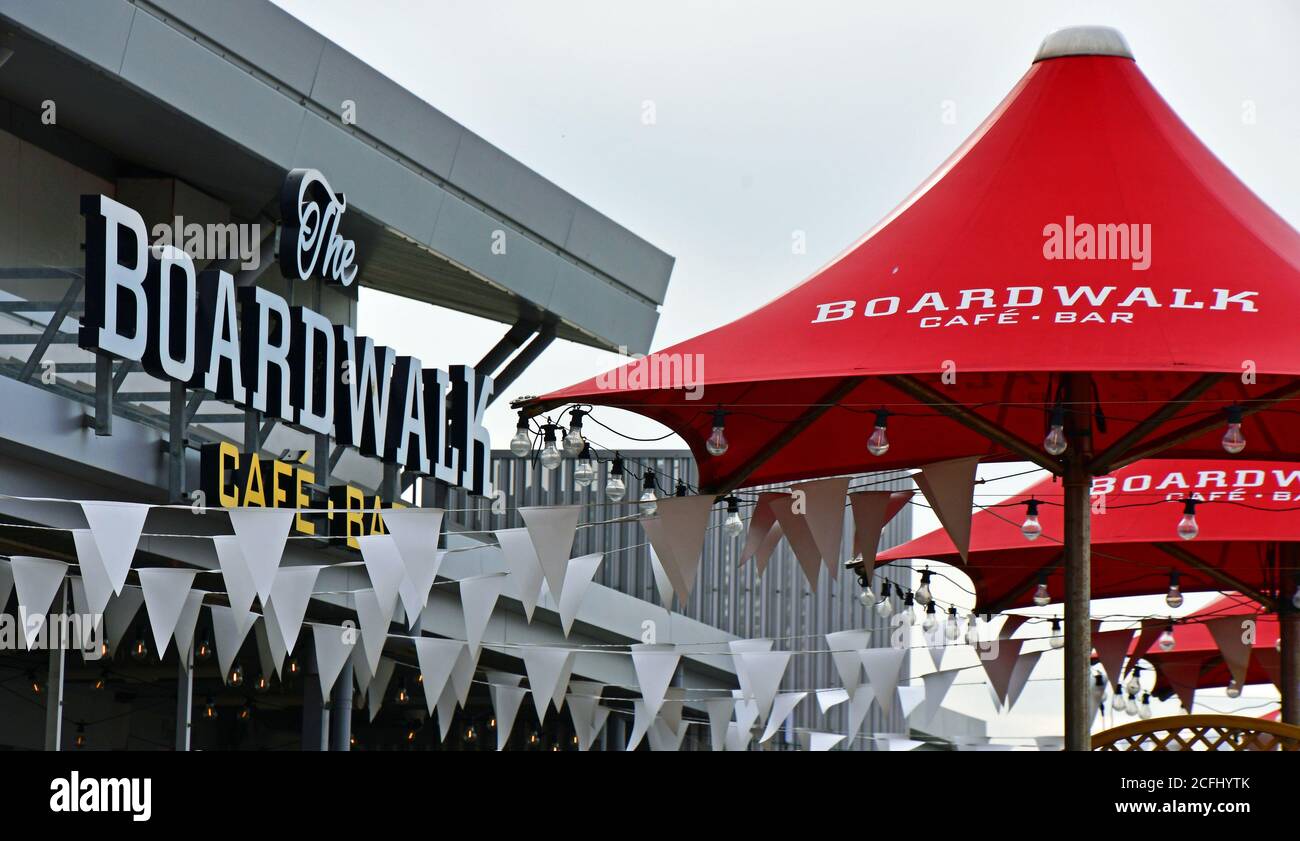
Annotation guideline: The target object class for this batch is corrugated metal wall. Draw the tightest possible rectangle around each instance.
[445,450,914,750]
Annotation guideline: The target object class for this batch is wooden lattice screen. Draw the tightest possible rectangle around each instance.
[1092,714,1300,751]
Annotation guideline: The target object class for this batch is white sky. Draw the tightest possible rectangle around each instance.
[272,0,1298,742]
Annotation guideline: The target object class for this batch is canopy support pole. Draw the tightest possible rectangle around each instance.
[1281,545,1300,726]
[1062,373,1093,751]
[879,375,1062,474]
[1152,543,1276,611]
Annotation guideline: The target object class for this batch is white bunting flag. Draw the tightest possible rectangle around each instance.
[413,638,465,716]
[736,650,791,721]
[459,574,504,657]
[78,501,148,596]
[738,492,783,566]
[847,685,873,739]
[859,647,907,719]
[209,604,256,682]
[648,717,690,751]
[792,477,850,576]
[770,494,825,589]
[450,644,479,706]
[10,556,67,649]
[1006,651,1042,711]
[68,577,102,657]
[266,565,320,657]
[435,681,458,742]
[311,622,354,700]
[920,669,960,726]
[71,530,115,615]
[815,687,850,714]
[356,534,406,620]
[380,507,445,616]
[521,646,575,720]
[226,508,294,603]
[980,638,1026,706]
[213,535,258,616]
[826,629,870,694]
[1093,628,1135,688]
[648,547,674,609]
[899,684,926,719]
[728,638,775,704]
[104,586,145,657]
[254,616,284,682]
[1206,615,1255,688]
[630,643,680,720]
[760,691,806,742]
[557,553,603,636]
[136,568,197,657]
[800,731,846,751]
[519,505,581,602]
[849,490,913,568]
[911,457,981,561]
[640,495,714,601]
[626,700,653,751]
[705,697,733,751]
[0,559,12,613]
[354,588,393,675]
[877,734,926,751]
[496,528,545,621]
[367,658,396,722]
[490,683,530,751]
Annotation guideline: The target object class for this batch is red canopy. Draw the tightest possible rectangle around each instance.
[1135,594,1281,696]
[527,30,1300,492]
[876,459,1299,611]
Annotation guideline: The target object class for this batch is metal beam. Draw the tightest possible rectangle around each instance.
[879,374,1062,474]
[1107,377,1300,471]
[709,376,866,495]
[1152,542,1276,610]
[18,275,84,382]
[169,382,187,502]
[1088,374,1225,474]
[94,353,113,436]
[476,320,538,376]
[1060,373,1093,752]
[487,322,557,406]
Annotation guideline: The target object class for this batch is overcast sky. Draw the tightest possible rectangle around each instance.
[272,0,1298,741]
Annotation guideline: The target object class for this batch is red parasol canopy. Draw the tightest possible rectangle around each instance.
[876,459,1300,611]
[1136,593,1281,696]
[525,29,1300,493]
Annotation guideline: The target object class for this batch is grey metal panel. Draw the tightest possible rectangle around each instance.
[147,0,328,93]
[118,10,305,169]
[565,204,674,304]
[447,131,577,248]
[548,262,657,355]
[0,0,137,73]
[308,42,464,180]
[428,193,558,309]
[291,112,444,244]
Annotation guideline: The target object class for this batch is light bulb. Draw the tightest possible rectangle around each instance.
[204,697,217,719]
[859,589,873,607]
[902,592,916,626]
[509,415,532,458]
[1112,687,1125,712]
[539,440,561,471]
[1043,406,1067,456]
[1176,500,1199,540]
[636,489,658,515]
[722,497,744,539]
[605,475,626,503]
[562,410,586,457]
[1033,579,1051,607]
[1165,572,1183,608]
[131,636,148,661]
[256,674,271,693]
[1221,406,1246,454]
[965,613,980,646]
[945,607,961,641]
[1125,668,1141,696]
[573,446,595,488]
[1125,694,1139,716]
[228,662,244,687]
[1225,679,1241,699]
[1050,617,1064,649]
[922,603,938,633]
[915,569,933,606]
[866,410,890,456]
[197,638,213,661]
[1021,499,1042,541]
[1158,626,1176,652]
[875,582,894,618]
[1139,693,1152,719]
[706,408,729,456]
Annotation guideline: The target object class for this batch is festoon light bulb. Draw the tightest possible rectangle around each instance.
[605,455,627,502]
[539,425,562,471]
[1043,405,1068,456]
[1021,498,1043,541]
[706,408,729,457]
[945,606,961,641]
[867,409,890,457]
[1125,694,1139,716]
[722,496,744,539]
[1158,624,1176,652]
[639,470,659,516]
[921,602,939,633]
[1221,405,1246,454]
[965,613,980,646]
[858,575,874,608]
[1225,679,1242,699]
[509,412,532,458]
[902,591,916,626]
[1111,684,1126,712]
[875,581,894,618]
[1050,617,1064,649]
[572,444,596,488]
[1176,498,1199,541]
[562,410,586,457]
[1125,666,1142,697]
[1139,693,1153,719]
[1165,571,1184,608]
[1032,575,1051,607]
[915,568,933,606]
